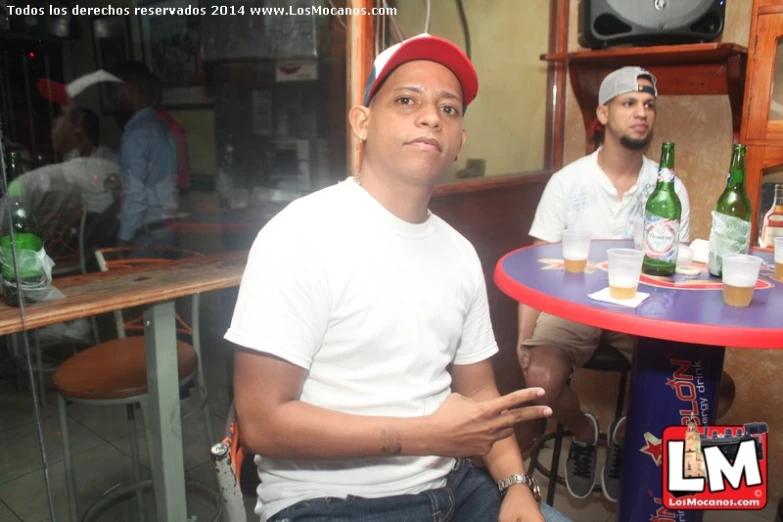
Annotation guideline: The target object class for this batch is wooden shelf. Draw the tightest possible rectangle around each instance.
[541,43,748,153]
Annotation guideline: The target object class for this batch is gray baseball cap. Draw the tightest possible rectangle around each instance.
[598,66,658,106]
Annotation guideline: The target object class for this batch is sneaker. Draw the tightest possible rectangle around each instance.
[565,412,599,499]
[602,416,625,503]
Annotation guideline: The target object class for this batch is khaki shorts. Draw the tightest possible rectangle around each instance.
[521,312,636,371]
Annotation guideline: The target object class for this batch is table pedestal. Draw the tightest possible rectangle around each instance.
[618,339,725,522]
[145,301,188,522]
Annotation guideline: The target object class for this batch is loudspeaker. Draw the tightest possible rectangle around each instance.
[579,0,725,49]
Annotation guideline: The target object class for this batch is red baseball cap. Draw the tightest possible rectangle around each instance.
[36,70,124,105]
[363,33,478,110]
[37,78,73,105]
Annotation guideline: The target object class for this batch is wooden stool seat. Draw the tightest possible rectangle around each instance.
[53,337,198,400]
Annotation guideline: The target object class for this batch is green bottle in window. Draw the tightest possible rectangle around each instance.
[708,144,752,278]
[1,181,45,306]
[642,142,682,277]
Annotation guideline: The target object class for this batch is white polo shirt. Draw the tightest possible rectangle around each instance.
[529,148,690,243]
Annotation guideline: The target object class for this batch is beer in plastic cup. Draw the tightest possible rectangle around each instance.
[776,237,783,279]
[607,248,644,300]
[722,255,762,307]
[562,230,592,273]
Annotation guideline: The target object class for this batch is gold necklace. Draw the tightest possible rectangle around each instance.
[354,174,432,218]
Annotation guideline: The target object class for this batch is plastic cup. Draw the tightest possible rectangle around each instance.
[775,237,783,279]
[677,244,694,267]
[722,255,762,307]
[607,248,644,300]
[562,230,592,273]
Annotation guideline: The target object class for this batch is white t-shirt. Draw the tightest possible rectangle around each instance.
[225,177,498,522]
[529,148,690,243]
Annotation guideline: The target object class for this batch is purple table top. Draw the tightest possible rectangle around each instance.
[494,240,783,349]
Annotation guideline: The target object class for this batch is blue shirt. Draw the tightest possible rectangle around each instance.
[117,107,178,241]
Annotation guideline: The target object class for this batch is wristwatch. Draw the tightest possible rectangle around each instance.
[497,473,542,502]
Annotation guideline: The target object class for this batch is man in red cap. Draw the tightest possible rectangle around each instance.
[227,34,570,522]
[38,71,191,192]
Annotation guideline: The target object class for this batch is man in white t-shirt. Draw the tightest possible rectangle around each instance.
[518,67,734,504]
[226,34,572,522]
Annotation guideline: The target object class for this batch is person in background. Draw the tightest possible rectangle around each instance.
[6,105,119,237]
[154,98,191,195]
[227,33,573,522]
[517,66,735,504]
[4,105,120,343]
[108,61,178,253]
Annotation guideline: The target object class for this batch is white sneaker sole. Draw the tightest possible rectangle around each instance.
[600,463,619,503]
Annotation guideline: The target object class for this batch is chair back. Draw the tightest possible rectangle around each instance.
[93,246,202,341]
[212,401,248,522]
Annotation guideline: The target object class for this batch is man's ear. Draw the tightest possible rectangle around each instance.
[596,104,609,126]
[348,104,371,143]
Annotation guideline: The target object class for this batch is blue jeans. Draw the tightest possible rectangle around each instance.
[268,459,573,522]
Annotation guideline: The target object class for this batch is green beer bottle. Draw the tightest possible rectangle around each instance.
[0,181,45,306]
[707,144,752,278]
[642,142,682,277]
[5,150,22,180]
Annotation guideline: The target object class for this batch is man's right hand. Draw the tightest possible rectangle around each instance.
[426,388,551,457]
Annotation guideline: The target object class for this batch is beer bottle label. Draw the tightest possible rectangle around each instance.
[644,214,679,262]
[657,168,675,183]
[761,213,783,247]
[708,211,751,275]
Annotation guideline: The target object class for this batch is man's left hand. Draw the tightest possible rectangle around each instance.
[499,485,545,522]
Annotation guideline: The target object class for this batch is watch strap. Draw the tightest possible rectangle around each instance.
[497,472,542,502]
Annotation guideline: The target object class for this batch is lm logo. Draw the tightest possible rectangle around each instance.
[662,419,768,510]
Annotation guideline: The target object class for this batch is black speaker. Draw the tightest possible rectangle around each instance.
[579,0,725,49]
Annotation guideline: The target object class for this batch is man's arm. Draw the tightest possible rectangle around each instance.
[234,347,550,461]
[451,360,543,504]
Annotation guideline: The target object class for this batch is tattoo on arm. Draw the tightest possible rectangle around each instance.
[380,429,402,456]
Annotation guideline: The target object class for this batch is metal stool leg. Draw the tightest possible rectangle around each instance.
[57,395,78,522]
[35,333,47,407]
[547,423,566,506]
[126,404,147,522]
[190,293,215,447]
[615,369,629,419]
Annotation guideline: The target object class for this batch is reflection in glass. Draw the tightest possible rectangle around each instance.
[770,38,783,121]
[0,7,347,518]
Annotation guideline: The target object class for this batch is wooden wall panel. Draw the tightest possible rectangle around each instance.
[430,173,552,397]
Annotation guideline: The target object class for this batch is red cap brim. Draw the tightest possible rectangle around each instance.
[37,79,74,106]
[366,35,478,108]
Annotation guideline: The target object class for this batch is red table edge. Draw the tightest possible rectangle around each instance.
[494,245,783,350]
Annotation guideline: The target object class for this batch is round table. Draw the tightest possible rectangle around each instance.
[494,240,782,522]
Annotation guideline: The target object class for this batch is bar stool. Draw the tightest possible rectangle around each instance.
[52,247,218,521]
[527,342,631,506]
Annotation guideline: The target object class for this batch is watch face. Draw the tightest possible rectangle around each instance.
[526,474,542,502]
[531,481,542,502]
